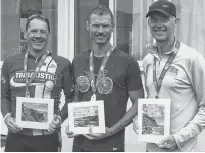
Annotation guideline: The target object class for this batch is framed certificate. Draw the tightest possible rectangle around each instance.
[138,99,171,143]
[16,97,54,129]
[68,100,105,135]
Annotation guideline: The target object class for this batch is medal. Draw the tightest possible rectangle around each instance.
[45,80,54,90]
[76,76,90,92]
[153,40,180,99]
[89,46,114,101]
[98,77,113,94]
[91,94,96,101]
[25,91,30,97]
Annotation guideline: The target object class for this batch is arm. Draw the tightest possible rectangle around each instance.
[1,59,23,133]
[85,58,144,140]
[1,60,12,117]
[109,58,145,135]
[86,89,144,140]
[173,54,205,148]
[49,61,74,132]
[110,88,144,134]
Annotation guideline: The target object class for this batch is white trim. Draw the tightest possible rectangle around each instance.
[109,0,115,47]
[57,0,74,62]
[57,1,69,59]
[140,0,143,60]
[0,0,2,67]
[69,0,75,62]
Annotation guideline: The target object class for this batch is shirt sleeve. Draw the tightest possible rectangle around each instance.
[1,59,12,117]
[173,54,205,148]
[125,57,143,91]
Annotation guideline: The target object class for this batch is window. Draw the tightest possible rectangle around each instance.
[113,0,154,61]
[74,0,109,55]
[1,0,58,61]
[112,0,205,60]
[172,0,205,55]
[1,0,20,61]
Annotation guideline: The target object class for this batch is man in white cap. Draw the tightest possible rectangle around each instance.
[133,0,205,152]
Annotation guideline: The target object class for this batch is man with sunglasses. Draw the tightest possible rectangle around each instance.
[1,14,74,152]
[133,1,205,152]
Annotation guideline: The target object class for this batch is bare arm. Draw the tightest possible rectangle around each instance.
[1,60,12,117]
[84,88,144,140]
[110,88,144,134]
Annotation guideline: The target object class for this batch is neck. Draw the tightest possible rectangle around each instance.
[156,37,175,55]
[92,43,112,57]
[28,48,47,59]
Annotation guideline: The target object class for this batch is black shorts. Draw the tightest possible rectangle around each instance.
[5,132,59,152]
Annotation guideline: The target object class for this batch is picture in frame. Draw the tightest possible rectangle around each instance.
[68,100,105,134]
[138,99,171,143]
[16,97,54,129]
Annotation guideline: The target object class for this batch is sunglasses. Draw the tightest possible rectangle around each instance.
[26,14,50,32]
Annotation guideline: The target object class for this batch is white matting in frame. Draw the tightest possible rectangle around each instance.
[16,97,54,129]
[138,99,170,143]
[68,100,105,135]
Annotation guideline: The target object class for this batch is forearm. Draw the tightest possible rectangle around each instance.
[110,100,138,135]
[1,98,12,117]
[173,106,205,148]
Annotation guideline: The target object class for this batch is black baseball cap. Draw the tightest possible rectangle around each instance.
[146,0,176,18]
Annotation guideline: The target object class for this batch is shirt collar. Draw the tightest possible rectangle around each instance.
[146,39,178,57]
[27,50,51,59]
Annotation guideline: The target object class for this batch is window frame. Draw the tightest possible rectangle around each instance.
[109,0,143,71]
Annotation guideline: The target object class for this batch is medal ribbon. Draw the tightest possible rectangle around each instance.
[24,51,49,97]
[89,46,114,95]
[153,40,180,98]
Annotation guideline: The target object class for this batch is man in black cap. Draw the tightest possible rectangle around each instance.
[133,0,205,152]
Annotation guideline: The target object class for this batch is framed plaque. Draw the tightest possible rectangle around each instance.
[16,97,54,129]
[68,100,105,135]
[138,99,171,143]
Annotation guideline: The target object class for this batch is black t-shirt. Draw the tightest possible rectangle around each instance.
[72,48,142,151]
